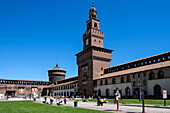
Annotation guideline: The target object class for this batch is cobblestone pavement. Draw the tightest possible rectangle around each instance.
[36,100,170,113]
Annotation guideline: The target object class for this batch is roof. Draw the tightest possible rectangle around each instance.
[0,78,51,82]
[89,7,96,13]
[48,64,66,72]
[52,80,78,88]
[76,46,113,56]
[104,51,170,75]
[108,51,170,69]
[57,76,78,82]
[94,60,170,80]
[45,80,78,88]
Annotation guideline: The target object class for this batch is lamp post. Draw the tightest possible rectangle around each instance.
[163,90,167,106]
[140,89,145,113]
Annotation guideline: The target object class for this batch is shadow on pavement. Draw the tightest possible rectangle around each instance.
[104,109,141,113]
[121,104,170,109]
[126,112,141,113]
[104,110,115,111]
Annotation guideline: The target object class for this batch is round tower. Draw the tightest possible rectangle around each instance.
[48,64,66,84]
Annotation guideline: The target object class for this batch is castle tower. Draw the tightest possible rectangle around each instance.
[48,64,66,84]
[76,6,113,96]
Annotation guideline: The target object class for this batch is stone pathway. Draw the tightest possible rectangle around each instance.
[36,100,170,113]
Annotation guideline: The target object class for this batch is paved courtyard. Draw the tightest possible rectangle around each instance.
[1,98,170,113]
[36,100,170,113]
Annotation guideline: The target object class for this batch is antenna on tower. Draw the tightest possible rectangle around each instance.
[92,1,94,7]
[56,56,58,67]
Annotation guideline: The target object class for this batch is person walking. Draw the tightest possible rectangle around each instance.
[64,96,66,104]
[50,96,53,105]
[44,96,47,103]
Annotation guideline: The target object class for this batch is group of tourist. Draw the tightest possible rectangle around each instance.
[44,95,67,105]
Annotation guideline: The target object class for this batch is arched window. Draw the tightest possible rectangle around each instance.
[125,87,130,97]
[158,70,164,79]
[87,23,92,30]
[98,89,101,96]
[112,78,116,84]
[83,72,87,77]
[126,76,131,82]
[94,23,97,28]
[133,81,136,86]
[83,89,87,96]
[149,72,155,80]
[92,13,94,18]
[94,15,96,18]
[83,68,88,81]
[64,92,66,96]
[86,39,89,45]
[143,80,147,86]
[121,77,125,83]
[106,89,110,97]
[154,85,161,98]
[105,79,108,85]
[100,80,103,85]
[93,80,97,86]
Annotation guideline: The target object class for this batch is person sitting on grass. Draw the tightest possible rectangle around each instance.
[103,98,108,103]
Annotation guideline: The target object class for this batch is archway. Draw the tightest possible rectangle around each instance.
[106,89,110,97]
[134,88,139,99]
[83,89,87,97]
[125,87,130,97]
[154,85,161,98]
[98,89,101,96]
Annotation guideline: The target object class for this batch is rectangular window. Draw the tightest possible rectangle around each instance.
[86,39,89,45]
[138,74,140,78]
[143,73,146,77]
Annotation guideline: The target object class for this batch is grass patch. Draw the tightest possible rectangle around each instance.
[0,101,108,113]
[88,99,170,106]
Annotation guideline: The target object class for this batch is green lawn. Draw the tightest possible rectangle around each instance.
[88,99,170,106]
[0,101,108,113]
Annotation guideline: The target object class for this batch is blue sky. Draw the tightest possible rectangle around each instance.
[0,0,170,81]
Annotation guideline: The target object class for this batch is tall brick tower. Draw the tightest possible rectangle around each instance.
[76,6,113,97]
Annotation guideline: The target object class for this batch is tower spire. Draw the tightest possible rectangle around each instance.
[92,2,94,7]
[56,56,58,67]
[89,2,97,19]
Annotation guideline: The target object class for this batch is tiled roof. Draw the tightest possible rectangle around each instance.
[108,51,170,69]
[76,46,113,56]
[48,64,66,72]
[56,76,78,82]
[0,78,51,82]
[45,80,78,88]
[94,60,170,80]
